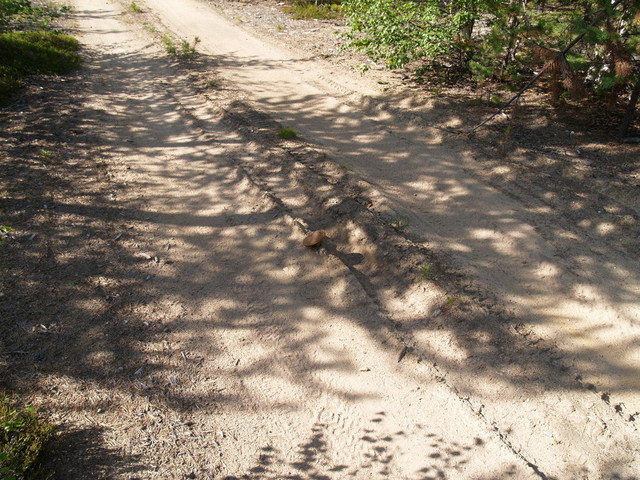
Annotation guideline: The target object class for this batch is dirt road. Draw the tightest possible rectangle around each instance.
[0,0,638,478]
[144,0,640,401]
[137,0,640,475]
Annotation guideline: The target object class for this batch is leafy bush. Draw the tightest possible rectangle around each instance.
[0,0,33,27]
[0,393,54,480]
[342,0,454,70]
[343,0,640,131]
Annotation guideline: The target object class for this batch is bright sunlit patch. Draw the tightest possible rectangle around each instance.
[448,242,471,252]
[326,276,349,298]
[595,222,617,235]
[533,261,560,280]
[407,180,472,203]
[301,306,327,321]
[555,230,580,242]
[490,165,512,175]
[281,264,301,276]
[569,200,586,210]
[528,205,553,214]
[470,228,494,240]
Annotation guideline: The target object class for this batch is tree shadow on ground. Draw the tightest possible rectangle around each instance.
[0,12,638,479]
[221,416,510,480]
[45,425,145,479]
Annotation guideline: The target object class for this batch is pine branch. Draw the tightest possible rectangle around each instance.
[469,0,625,134]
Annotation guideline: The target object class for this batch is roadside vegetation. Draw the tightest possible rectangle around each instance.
[277,126,298,139]
[0,393,54,480]
[283,0,342,20]
[341,0,639,138]
[127,1,142,13]
[161,34,201,60]
[1,1,74,476]
[0,0,80,105]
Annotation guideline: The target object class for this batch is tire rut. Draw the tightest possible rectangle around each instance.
[63,0,640,476]
[154,61,624,480]
[160,57,639,478]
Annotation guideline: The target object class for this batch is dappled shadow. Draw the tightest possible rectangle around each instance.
[45,425,145,479]
[1,2,639,478]
[221,416,507,480]
[198,43,640,401]
[214,93,640,397]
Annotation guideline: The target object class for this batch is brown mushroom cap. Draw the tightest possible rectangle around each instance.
[303,230,326,247]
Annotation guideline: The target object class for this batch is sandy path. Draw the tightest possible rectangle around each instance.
[137,0,639,476]
[56,0,544,478]
[49,0,639,477]
[142,0,640,408]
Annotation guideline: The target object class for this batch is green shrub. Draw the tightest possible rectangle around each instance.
[0,0,34,29]
[342,0,640,119]
[342,0,455,71]
[0,393,54,480]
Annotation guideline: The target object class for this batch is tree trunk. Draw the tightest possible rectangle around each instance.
[619,77,640,140]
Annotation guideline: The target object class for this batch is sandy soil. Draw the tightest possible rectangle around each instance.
[0,0,638,479]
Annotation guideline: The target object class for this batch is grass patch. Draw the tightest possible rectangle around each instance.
[143,22,157,34]
[419,263,434,280]
[0,30,81,105]
[128,1,143,13]
[284,1,341,20]
[0,1,71,32]
[162,34,200,60]
[277,127,298,139]
[0,393,54,480]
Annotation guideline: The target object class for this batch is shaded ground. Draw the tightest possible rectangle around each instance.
[1,0,639,479]
[148,0,640,420]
